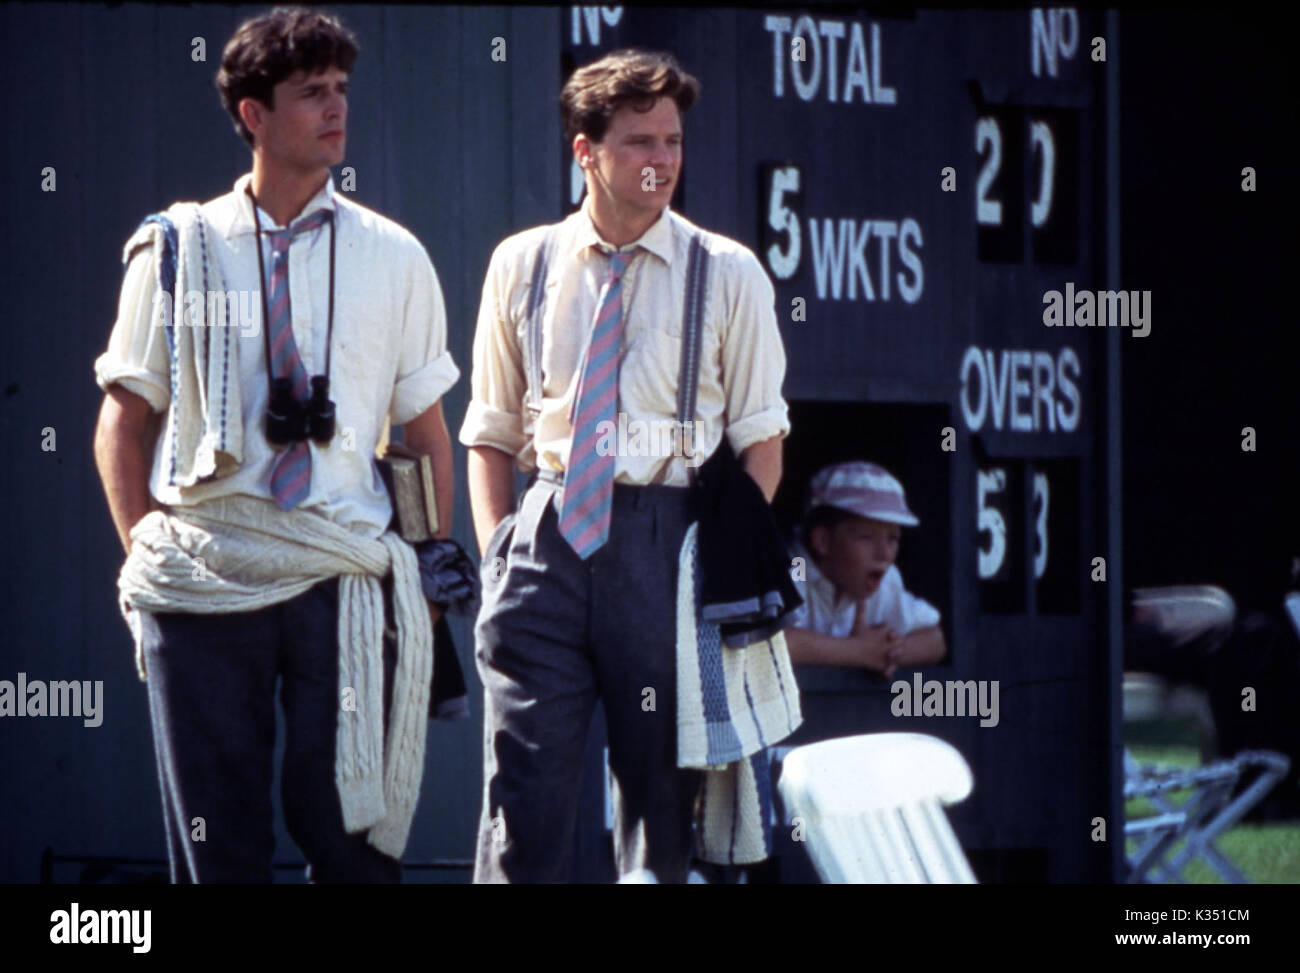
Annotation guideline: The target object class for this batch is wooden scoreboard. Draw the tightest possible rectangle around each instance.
[563,6,1121,882]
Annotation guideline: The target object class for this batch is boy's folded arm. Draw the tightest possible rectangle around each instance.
[784,626,835,666]
[891,624,947,668]
[784,625,895,672]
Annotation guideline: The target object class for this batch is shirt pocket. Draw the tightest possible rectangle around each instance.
[620,325,682,419]
[626,260,683,338]
[624,293,723,416]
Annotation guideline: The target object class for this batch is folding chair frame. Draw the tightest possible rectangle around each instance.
[1123,749,1291,883]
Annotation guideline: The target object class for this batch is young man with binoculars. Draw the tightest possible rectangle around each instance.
[92,8,458,883]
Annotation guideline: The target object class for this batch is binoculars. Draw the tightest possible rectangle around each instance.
[266,375,335,446]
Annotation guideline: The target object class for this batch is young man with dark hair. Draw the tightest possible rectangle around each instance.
[460,48,795,883]
[93,7,459,883]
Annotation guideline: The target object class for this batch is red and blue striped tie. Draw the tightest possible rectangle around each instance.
[265,209,330,510]
[558,247,633,558]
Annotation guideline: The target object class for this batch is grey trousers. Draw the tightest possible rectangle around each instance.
[139,578,402,883]
[473,478,703,883]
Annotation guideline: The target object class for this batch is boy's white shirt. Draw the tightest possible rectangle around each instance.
[787,540,940,638]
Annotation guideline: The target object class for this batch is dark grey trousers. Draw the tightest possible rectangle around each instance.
[139,577,402,883]
[473,478,703,883]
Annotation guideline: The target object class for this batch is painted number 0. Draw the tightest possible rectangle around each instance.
[1030,121,1055,228]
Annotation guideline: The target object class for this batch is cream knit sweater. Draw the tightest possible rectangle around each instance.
[119,494,432,859]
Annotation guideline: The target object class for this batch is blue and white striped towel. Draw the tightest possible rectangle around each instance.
[676,522,803,864]
[123,203,243,487]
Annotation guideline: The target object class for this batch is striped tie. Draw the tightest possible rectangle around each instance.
[265,209,330,510]
[558,247,633,559]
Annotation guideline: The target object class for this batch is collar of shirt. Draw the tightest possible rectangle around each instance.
[216,172,338,239]
[569,200,676,266]
[792,539,861,623]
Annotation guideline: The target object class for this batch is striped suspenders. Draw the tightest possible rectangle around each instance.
[521,229,555,432]
[522,226,711,470]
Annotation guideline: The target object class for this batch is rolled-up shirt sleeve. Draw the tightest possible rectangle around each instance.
[901,591,942,632]
[93,246,172,413]
[880,566,942,635]
[718,249,791,455]
[458,241,529,457]
[389,246,460,426]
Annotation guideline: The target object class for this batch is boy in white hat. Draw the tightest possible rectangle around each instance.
[785,462,945,675]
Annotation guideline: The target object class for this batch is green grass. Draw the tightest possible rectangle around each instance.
[1125,742,1300,883]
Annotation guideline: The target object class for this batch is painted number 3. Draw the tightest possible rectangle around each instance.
[1033,471,1048,579]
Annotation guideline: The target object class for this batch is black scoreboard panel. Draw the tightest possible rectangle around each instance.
[563,6,1115,882]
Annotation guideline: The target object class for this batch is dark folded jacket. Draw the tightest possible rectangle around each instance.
[416,537,477,720]
[430,614,468,720]
[691,439,803,648]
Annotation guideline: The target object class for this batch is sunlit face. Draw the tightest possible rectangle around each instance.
[577,95,682,220]
[245,67,348,176]
[810,515,902,600]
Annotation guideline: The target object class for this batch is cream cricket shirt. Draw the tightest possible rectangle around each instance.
[787,541,941,637]
[95,174,460,537]
[458,204,790,485]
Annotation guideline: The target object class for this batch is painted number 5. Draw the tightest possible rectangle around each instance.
[765,165,802,280]
[977,468,1008,580]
